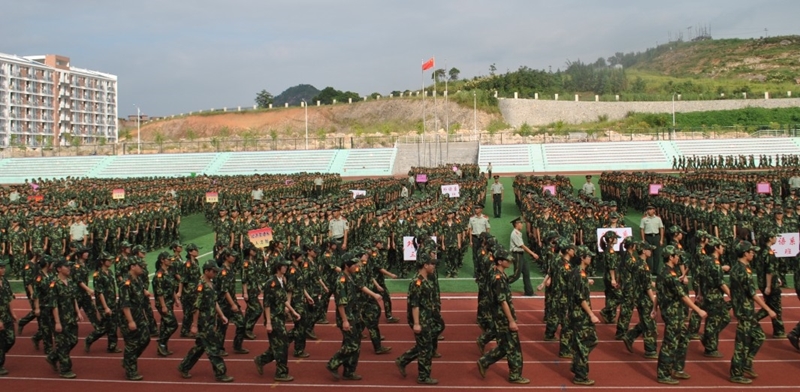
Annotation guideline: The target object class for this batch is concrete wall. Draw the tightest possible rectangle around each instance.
[499,97,800,127]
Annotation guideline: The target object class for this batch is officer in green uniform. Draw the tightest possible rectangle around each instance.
[477,251,529,384]
[568,246,601,386]
[655,245,706,385]
[177,261,234,383]
[0,258,16,376]
[86,252,120,353]
[729,242,778,384]
[47,259,83,379]
[395,256,438,385]
[120,258,151,381]
[153,251,179,357]
[254,257,298,382]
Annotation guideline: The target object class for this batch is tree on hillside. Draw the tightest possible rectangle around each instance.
[255,90,274,108]
[312,87,361,105]
[432,68,446,82]
[448,67,461,81]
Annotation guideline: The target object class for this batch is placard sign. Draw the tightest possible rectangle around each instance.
[350,190,366,199]
[27,194,44,203]
[441,184,460,198]
[248,227,273,249]
[403,236,438,261]
[205,192,219,203]
[771,232,800,258]
[112,189,125,200]
[649,184,662,195]
[757,182,771,194]
[543,185,556,196]
[452,166,458,172]
[595,227,633,252]
[416,174,428,183]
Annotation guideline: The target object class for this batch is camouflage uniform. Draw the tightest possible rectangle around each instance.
[477,256,526,383]
[656,262,690,382]
[255,269,292,379]
[217,263,246,353]
[699,252,730,355]
[396,268,437,383]
[153,267,178,353]
[47,275,80,377]
[120,273,152,379]
[728,254,763,382]
[177,255,201,337]
[177,273,230,380]
[568,264,597,384]
[86,267,119,352]
[326,270,363,378]
[754,247,784,337]
[0,262,15,373]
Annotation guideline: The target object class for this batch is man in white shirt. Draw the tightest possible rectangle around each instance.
[491,176,504,218]
[582,175,596,197]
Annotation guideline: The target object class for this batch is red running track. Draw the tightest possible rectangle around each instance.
[3,293,800,391]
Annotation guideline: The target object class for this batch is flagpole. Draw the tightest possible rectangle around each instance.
[421,58,425,166]
[445,59,449,163]
[433,59,437,166]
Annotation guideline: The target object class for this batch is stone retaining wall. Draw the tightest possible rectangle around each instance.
[499,97,800,127]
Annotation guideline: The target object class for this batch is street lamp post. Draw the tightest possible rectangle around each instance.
[302,99,308,150]
[133,104,141,154]
[473,92,477,139]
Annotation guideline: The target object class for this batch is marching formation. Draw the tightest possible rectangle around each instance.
[1,164,800,387]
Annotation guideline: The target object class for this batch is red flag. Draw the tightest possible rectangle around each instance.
[422,57,434,71]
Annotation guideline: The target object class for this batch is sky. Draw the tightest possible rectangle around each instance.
[1,0,797,116]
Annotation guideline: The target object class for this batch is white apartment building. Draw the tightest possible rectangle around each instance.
[0,53,118,148]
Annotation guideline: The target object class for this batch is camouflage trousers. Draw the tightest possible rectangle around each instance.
[77,295,101,333]
[48,323,78,374]
[624,297,657,354]
[616,293,635,338]
[730,317,765,378]
[476,284,494,331]
[243,288,263,334]
[443,247,460,277]
[569,313,598,382]
[758,288,784,336]
[35,307,54,355]
[478,328,524,381]
[700,297,730,353]
[121,321,151,377]
[290,302,309,354]
[86,310,119,351]
[0,322,15,368]
[218,309,245,351]
[17,298,37,332]
[396,328,435,381]
[178,330,228,377]
[157,305,178,349]
[360,298,383,351]
[179,293,197,336]
[599,277,622,324]
[544,297,571,356]
[656,309,690,380]
[328,322,364,376]
[318,286,334,323]
[376,278,394,319]
[256,316,290,377]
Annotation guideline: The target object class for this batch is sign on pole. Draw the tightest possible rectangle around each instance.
[205,192,219,203]
[416,174,428,183]
[248,227,273,249]
[649,184,662,195]
[112,189,125,200]
[349,190,366,199]
[441,184,460,198]
[543,185,556,196]
[403,236,438,261]
[757,182,771,194]
[771,232,800,258]
[596,227,633,252]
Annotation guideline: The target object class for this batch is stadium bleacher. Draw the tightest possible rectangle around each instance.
[93,153,218,178]
[0,155,107,183]
[673,138,800,158]
[542,141,670,171]
[477,144,532,173]
[214,150,337,175]
[339,148,395,176]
